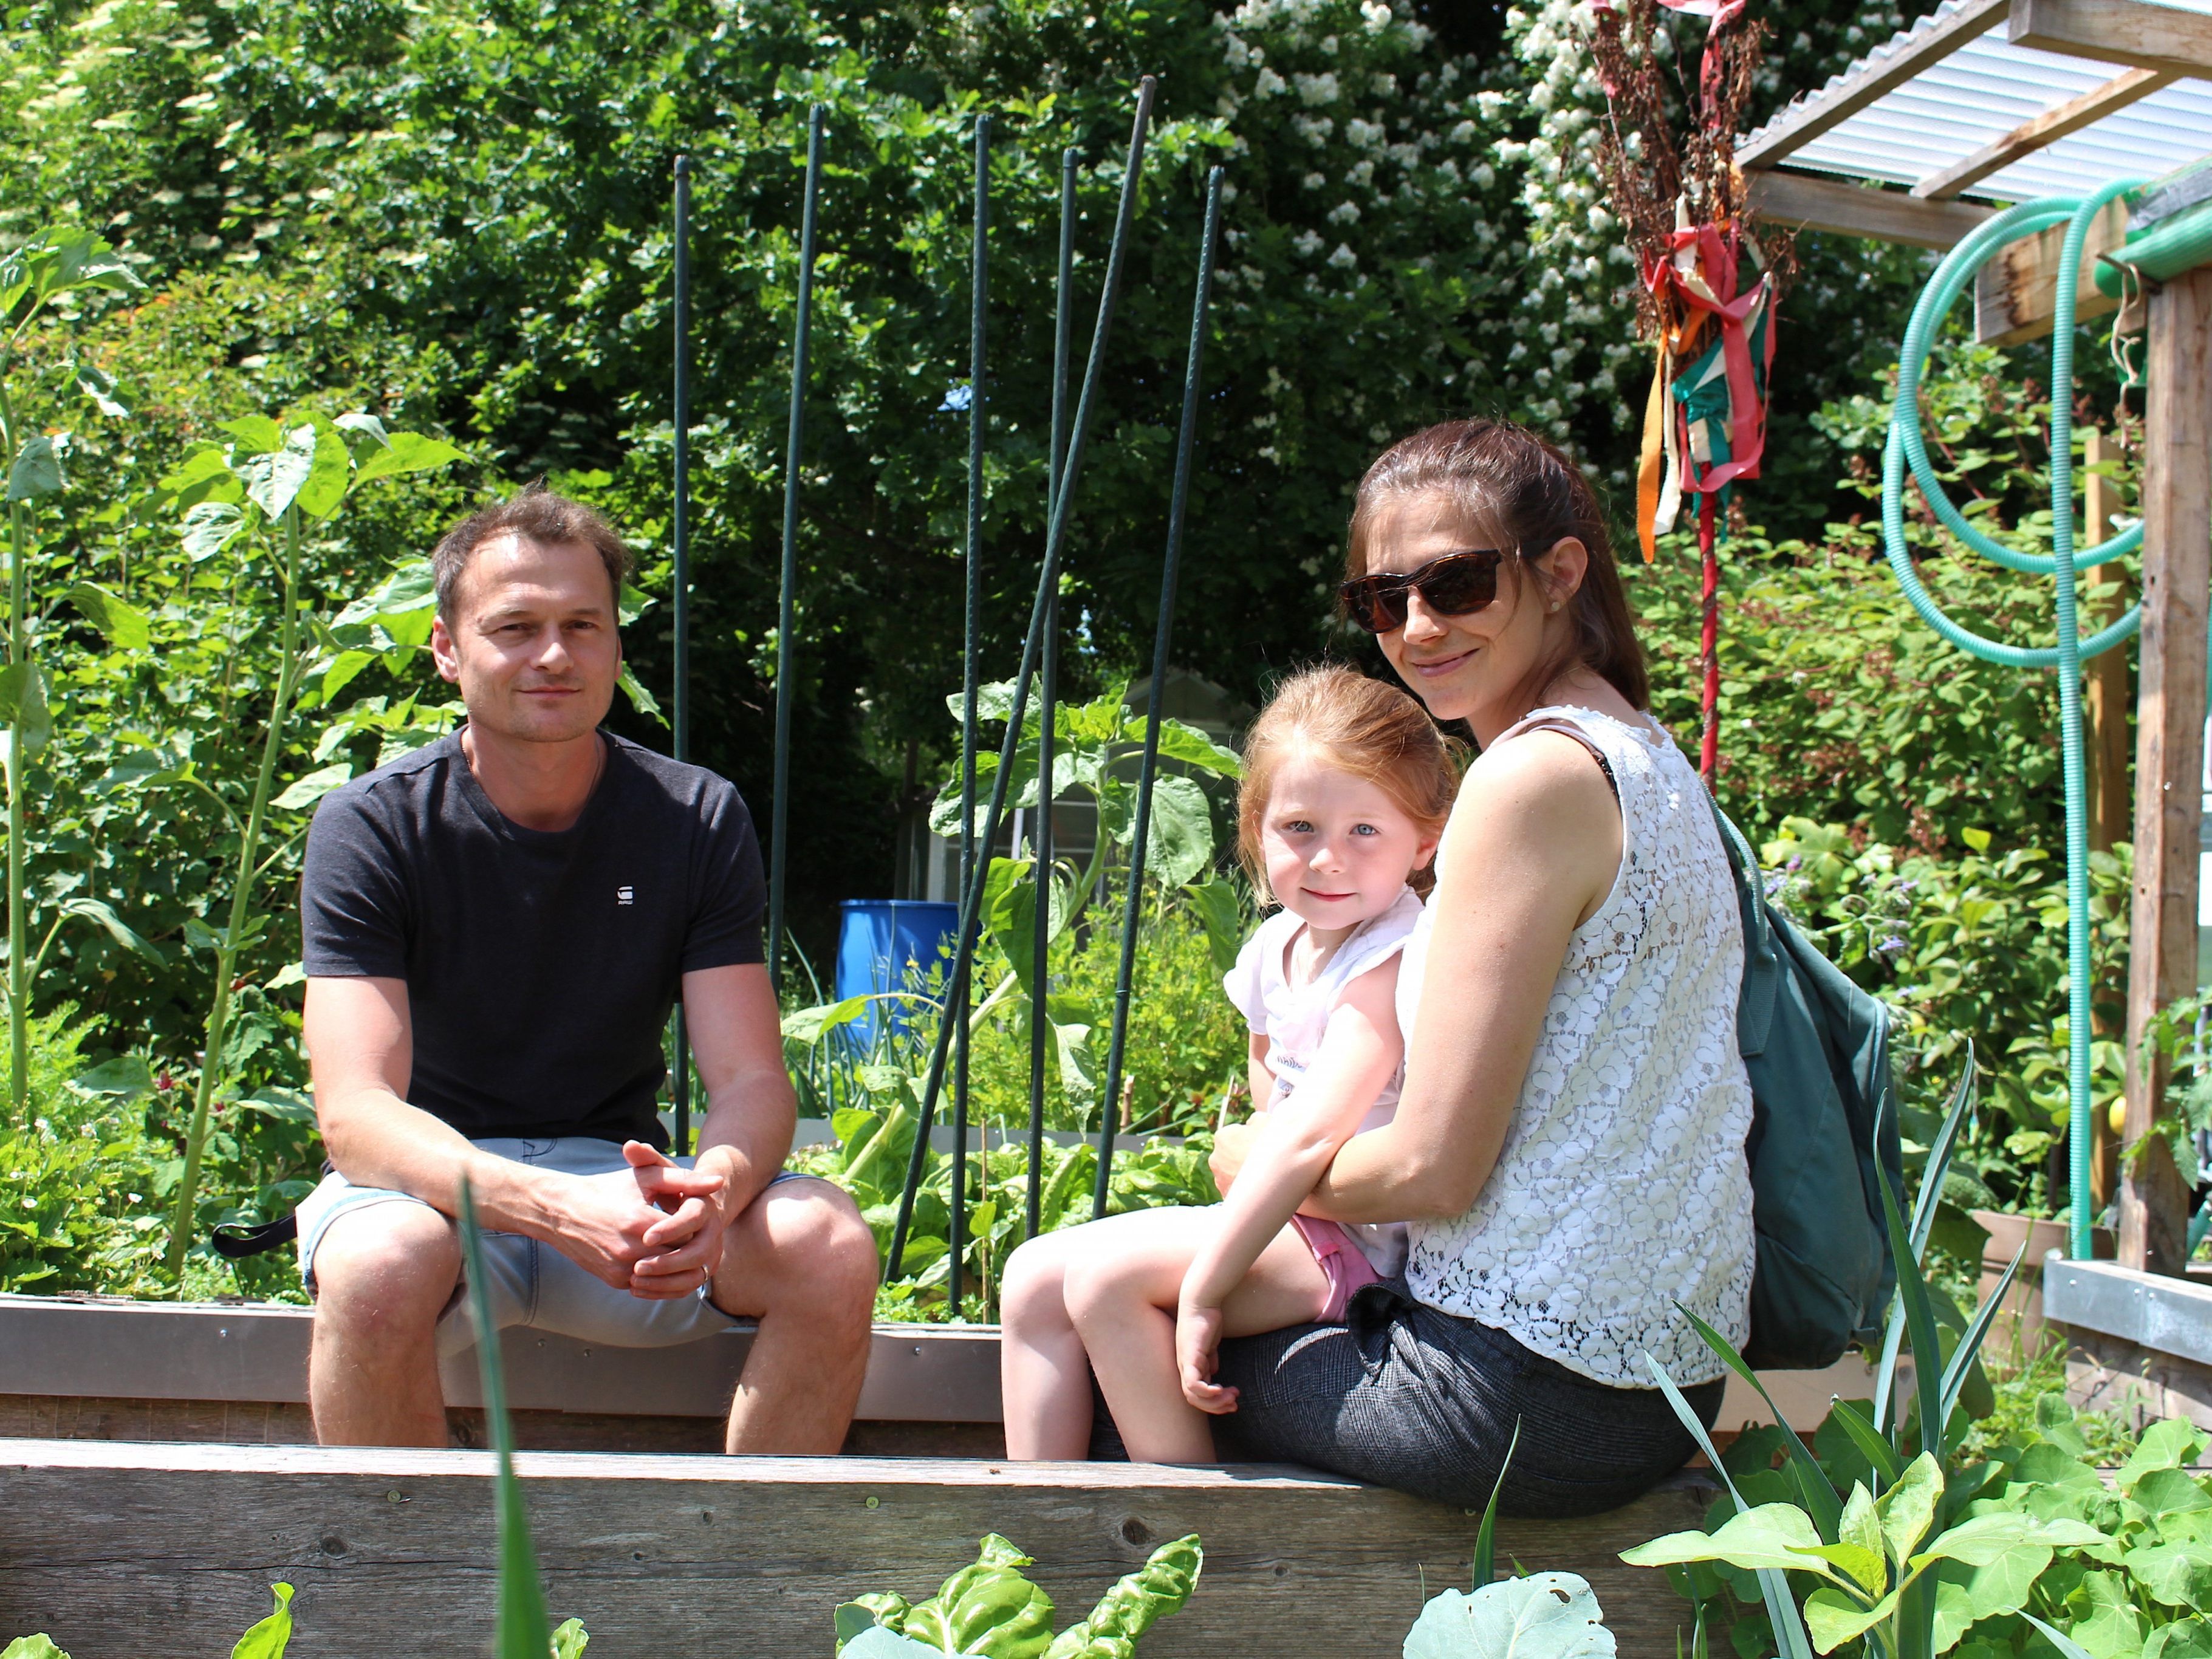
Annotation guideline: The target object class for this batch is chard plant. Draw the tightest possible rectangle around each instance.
[833,1528,1202,1658]
[147,412,460,1279]
[0,227,163,1113]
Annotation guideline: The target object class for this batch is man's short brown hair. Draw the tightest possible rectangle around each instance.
[431,485,633,622]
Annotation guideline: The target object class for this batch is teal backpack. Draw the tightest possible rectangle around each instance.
[1711,805,1903,1370]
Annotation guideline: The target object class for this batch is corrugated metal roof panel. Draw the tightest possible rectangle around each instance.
[1739,0,2212,201]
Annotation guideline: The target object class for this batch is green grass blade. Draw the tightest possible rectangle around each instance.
[1823,1397,1905,1485]
[1936,1239,2026,1431]
[1909,1054,1977,1261]
[1640,1358,1818,1659]
[1678,1304,1841,1539]
[2019,1613,2094,1659]
[1872,1301,1908,1436]
[1873,1152,1949,1465]
[1471,1418,1520,1586]
[459,1177,555,1659]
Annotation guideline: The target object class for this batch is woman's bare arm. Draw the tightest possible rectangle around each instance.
[1303,731,1621,1223]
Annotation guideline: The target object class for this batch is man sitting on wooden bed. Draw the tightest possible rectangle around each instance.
[293,485,879,1452]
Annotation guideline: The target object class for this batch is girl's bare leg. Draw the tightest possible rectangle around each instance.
[1001,1224,1107,1460]
[1061,1207,1331,1465]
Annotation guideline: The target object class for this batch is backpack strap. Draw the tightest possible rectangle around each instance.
[1708,799,1781,1059]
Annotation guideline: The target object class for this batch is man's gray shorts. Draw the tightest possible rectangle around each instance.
[296,1135,805,1359]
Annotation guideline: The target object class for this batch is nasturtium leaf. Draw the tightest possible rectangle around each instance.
[352,430,464,484]
[1914,1511,2107,1570]
[66,581,150,649]
[838,1630,943,1659]
[7,433,64,502]
[272,762,353,812]
[2145,1618,2212,1659]
[69,1056,152,1100]
[2123,1540,2212,1609]
[2121,1420,2210,1493]
[2134,1468,2212,1517]
[181,500,245,561]
[1399,1573,1615,1659]
[229,1580,294,1659]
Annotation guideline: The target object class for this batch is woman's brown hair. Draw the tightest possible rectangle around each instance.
[1343,419,1649,711]
[1236,666,1462,901]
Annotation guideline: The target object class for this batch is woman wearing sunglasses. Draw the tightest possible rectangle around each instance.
[1199,417,1756,1517]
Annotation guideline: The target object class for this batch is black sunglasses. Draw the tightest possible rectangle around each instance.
[1338,549,1508,634]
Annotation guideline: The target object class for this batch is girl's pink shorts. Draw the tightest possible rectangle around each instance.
[1291,1215,1383,1323]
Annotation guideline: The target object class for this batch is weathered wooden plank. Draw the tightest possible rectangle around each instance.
[2010,0,2212,77]
[2084,430,2132,1210]
[2123,265,2212,1276]
[0,1442,1710,1659]
[1745,170,1998,250]
[1914,67,2176,201]
[1735,0,2011,170]
[1973,200,2126,347]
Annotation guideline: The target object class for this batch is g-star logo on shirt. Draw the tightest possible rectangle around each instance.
[616,886,634,906]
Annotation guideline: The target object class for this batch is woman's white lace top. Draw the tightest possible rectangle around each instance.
[1393,706,1754,1387]
[1226,884,1423,1276]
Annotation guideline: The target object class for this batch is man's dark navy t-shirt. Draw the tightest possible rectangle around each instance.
[300,731,765,1148]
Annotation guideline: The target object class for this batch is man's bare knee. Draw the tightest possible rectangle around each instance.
[718,1180,877,1324]
[313,1204,460,1341]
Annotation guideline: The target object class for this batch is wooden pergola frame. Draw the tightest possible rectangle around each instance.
[1743,0,2212,1274]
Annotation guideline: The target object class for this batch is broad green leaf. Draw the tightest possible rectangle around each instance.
[0,663,53,759]
[2121,1420,2209,1493]
[1150,719,1243,778]
[1620,1503,1830,1576]
[333,558,436,627]
[264,962,306,992]
[930,751,1005,843]
[272,763,353,812]
[180,500,245,560]
[295,420,353,519]
[66,581,150,649]
[7,433,64,502]
[617,665,665,725]
[352,431,465,484]
[2133,1467,2212,1517]
[61,897,165,963]
[2145,1620,2212,1659]
[1182,876,1244,974]
[0,225,143,317]
[839,1631,944,1659]
[1838,1484,1885,1590]
[2,1637,71,1659]
[333,411,390,460]
[158,446,241,511]
[782,996,871,1046]
[1128,771,1214,888]
[72,361,130,418]
[1045,993,1100,1103]
[1913,1511,2106,1570]
[618,583,657,624]
[70,1056,152,1100]
[1930,1576,1976,1657]
[1880,1452,1943,1567]
[238,423,317,519]
[237,1088,317,1124]
[550,1620,589,1659]
[1802,1542,1887,1601]
[218,416,283,456]
[230,1581,294,1659]
[320,649,376,703]
[2124,1539,2212,1609]
[1398,1573,1615,1659]
[1803,1585,1894,1654]
[836,1592,912,1644]
[902,1559,1054,1659]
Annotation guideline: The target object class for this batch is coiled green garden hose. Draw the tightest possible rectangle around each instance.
[1880,177,2143,1260]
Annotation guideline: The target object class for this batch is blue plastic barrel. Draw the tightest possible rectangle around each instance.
[833,900,959,1049]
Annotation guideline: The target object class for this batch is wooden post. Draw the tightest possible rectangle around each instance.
[2122,267,2212,1276]
[2085,429,2131,1211]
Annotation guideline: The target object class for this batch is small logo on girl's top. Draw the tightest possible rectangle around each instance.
[616,886,634,906]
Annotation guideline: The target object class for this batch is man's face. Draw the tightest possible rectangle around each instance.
[430,533,621,745]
